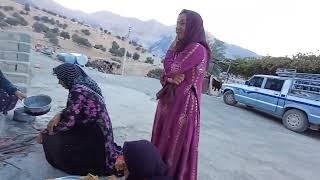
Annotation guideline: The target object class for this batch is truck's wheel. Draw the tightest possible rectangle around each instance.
[282,109,309,132]
[223,91,237,105]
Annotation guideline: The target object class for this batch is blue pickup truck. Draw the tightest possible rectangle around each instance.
[221,71,320,133]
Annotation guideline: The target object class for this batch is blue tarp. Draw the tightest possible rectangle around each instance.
[57,53,88,66]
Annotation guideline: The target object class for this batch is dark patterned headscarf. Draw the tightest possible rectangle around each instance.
[53,63,103,96]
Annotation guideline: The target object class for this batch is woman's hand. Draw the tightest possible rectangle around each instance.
[15,90,27,100]
[114,157,126,172]
[47,113,61,134]
[36,133,43,144]
[167,74,185,85]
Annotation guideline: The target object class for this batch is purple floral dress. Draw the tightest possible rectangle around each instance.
[52,84,122,169]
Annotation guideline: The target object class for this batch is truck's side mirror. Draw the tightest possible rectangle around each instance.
[245,81,250,85]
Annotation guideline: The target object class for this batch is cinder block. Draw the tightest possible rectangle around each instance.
[0,51,29,62]
[2,72,29,84]
[0,41,31,53]
[0,60,30,74]
[0,31,31,43]
[18,43,31,53]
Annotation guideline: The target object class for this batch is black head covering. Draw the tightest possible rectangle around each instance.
[53,63,103,96]
[123,140,172,180]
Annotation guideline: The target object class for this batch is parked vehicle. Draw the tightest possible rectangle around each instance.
[221,69,320,132]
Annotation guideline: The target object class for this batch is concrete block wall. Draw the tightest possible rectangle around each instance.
[0,31,31,93]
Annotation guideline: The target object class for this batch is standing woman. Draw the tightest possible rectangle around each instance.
[151,9,210,180]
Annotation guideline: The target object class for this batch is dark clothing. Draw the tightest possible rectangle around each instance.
[0,70,18,95]
[42,85,122,175]
[42,123,110,176]
[0,89,18,113]
[0,71,18,114]
[123,140,172,180]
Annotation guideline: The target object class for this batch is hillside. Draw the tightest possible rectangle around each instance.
[12,0,259,59]
[0,0,162,76]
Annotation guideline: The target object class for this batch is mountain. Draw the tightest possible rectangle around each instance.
[224,44,260,59]
[14,0,260,58]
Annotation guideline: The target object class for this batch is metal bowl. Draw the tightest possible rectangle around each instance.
[23,95,52,116]
[13,107,36,122]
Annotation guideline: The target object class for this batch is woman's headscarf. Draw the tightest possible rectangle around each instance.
[123,140,172,180]
[176,9,211,61]
[53,63,103,96]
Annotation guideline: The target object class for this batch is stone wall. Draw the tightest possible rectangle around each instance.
[0,31,31,93]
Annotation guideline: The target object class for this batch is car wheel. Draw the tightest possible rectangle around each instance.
[282,109,308,132]
[223,91,237,105]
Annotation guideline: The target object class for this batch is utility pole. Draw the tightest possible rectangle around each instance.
[121,26,132,75]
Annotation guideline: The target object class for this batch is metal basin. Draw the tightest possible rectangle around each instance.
[13,107,36,122]
[23,95,52,116]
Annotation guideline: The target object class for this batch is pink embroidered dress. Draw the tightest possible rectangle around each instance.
[151,42,208,180]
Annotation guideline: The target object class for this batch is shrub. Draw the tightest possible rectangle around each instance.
[51,27,60,34]
[60,31,70,39]
[145,57,154,64]
[72,34,92,48]
[0,20,8,28]
[20,11,29,15]
[81,29,90,36]
[5,17,20,26]
[71,18,76,22]
[147,68,162,79]
[33,16,40,21]
[126,52,132,58]
[12,13,28,26]
[3,6,14,11]
[111,41,120,50]
[133,52,140,60]
[32,22,49,33]
[49,36,59,45]
[104,29,108,33]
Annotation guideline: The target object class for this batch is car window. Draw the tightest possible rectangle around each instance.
[248,77,264,88]
[264,79,284,91]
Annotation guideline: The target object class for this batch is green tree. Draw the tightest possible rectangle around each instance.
[126,52,132,58]
[147,68,162,79]
[133,52,140,60]
[145,57,154,64]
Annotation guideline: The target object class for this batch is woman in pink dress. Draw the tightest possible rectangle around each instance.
[151,9,211,180]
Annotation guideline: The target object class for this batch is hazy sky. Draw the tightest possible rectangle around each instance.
[53,0,320,57]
